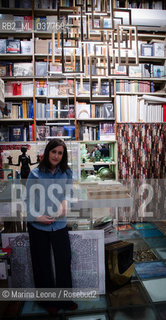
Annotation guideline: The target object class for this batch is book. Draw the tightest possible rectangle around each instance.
[60,104,75,118]
[141,43,153,56]
[76,103,90,119]
[0,40,6,54]
[36,80,47,96]
[36,125,49,141]
[163,104,166,122]
[35,17,47,31]
[0,128,9,142]
[153,65,165,78]
[0,65,6,77]
[6,39,21,54]
[21,40,33,54]
[24,16,32,31]
[12,82,22,95]
[35,62,47,76]
[9,125,24,141]
[103,103,114,119]
[14,15,24,31]
[153,42,166,57]
[13,63,33,77]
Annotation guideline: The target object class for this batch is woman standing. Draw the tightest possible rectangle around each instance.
[25,138,77,315]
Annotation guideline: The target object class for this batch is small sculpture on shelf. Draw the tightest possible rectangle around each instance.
[92,146,101,162]
[7,146,39,180]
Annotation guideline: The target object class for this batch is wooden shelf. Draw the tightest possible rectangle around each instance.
[5,96,33,99]
[36,118,75,121]
[116,92,166,95]
[0,54,32,60]
[2,76,33,80]
[77,118,115,121]
[0,118,33,121]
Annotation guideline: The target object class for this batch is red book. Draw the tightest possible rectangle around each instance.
[32,123,35,141]
[24,16,33,31]
[12,83,22,95]
[163,104,166,122]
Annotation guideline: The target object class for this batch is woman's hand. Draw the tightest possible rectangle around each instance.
[36,215,56,224]
[57,200,68,217]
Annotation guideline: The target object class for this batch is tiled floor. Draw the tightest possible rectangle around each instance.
[2,221,166,320]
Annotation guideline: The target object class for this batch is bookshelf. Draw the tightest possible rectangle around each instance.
[0,0,165,180]
[1,2,165,137]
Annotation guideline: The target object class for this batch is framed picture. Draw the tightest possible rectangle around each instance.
[117,25,139,66]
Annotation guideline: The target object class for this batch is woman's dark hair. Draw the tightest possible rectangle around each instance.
[38,138,69,172]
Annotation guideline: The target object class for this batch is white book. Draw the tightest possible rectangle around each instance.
[139,99,145,122]
[76,103,90,119]
[21,40,33,54]
[153,42,165,57]
[14,16,24,31]
[116,95,121,122]
[124,95,128,122]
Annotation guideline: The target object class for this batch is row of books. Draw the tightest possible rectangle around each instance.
[116,80,154,93]
[35,99,75,119]
[139,101,166,122]
[126,1,163,9]
[5,80,74,97]
[1,60,165,81]
[0,0,32,8]
[141,42,166,57]
[0,100,33,119]
[35,80,74,96]
[0,62,33,77]
[34,38,165,58]
[116,95,166,122]
[76,102,114,119]
[5,82,33,97]
[0,125,33,142]
[0,123,76,142]
[36,125,75,141]
[0,78,4,104]
[79,122,115,141]
[34,0,57,9]
[0,15,32,31]
[76,81,114,97]
[129,63,165,78]
[0,39,33,55]
[35,61,82,76]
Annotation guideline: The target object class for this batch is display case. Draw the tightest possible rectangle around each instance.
[79,141,117,182]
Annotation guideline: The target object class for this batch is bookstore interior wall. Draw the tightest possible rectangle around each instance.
[0,0,166,180]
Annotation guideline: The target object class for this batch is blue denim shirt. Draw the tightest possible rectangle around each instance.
[25,166,73,231]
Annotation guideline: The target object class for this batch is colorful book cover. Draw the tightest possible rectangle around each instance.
[9,125,24,141]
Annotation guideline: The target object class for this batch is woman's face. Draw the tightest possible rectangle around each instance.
[48,146,64,169]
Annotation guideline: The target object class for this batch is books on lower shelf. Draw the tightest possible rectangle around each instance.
[129,64,165,78]
[0,100,33,119]
[76,102,114,119]
[0,39,33,55]
[116,95,165,122]
[5,81,33,97]
[36,125,75,140]
[116,80,153,93]
[79,122,115,141]
[36,99,75,119]
[141,42,166,57]
[7,125,33,141]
